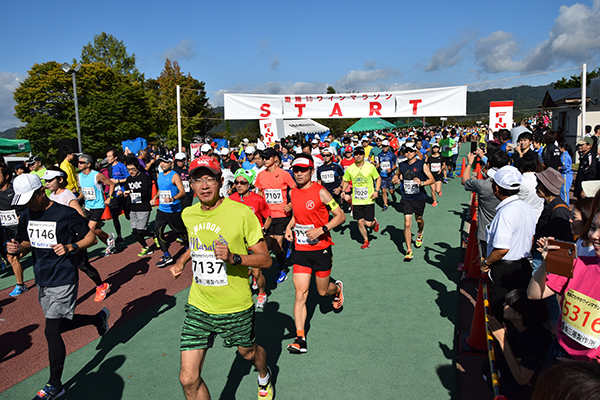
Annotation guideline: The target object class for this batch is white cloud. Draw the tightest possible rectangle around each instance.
[363,60,377,70]
[0,72,26,131]
[161,39,196,61]
[474,31,522,73]
[271,56,280,71]
[425,33,475,72]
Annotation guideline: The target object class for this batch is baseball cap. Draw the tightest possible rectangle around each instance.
[200,144,212,153]
[311,139,319,144]
[381,140,390,146]
[577,137,594,146]
[401,144,417,153]
[220,148,230,156]
[25,155,41,165]
[321,147,334,155]
[158,155,172,163]
[318,142,327,148]
[42,169,66,180]
[189,155,221,176]
[353,146,365,155]
[262,148,278,158]
[344,146,353,153]
[487,165,522,190]
[292,157,314,168]
[233,169,257,185]
[242,138,250,144]
[245,145,256,154]
[174,152,187,160]
[535,167,564,196]
[12,174,43,205]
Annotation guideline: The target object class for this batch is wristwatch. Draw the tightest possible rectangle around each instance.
[71,243,79,253]
[232,254,242,265]
[322,225,329,234]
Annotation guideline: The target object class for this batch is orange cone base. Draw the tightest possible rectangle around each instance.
[458,158,466,177]
[101,205,112,221]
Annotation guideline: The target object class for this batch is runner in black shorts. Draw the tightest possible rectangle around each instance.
[393,144,435,261]
[426,144,443,207]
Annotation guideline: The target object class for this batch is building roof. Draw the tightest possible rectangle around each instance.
[540,86,590,108]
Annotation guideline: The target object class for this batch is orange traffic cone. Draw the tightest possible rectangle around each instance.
[474,162,481,178]
[101,205,112,220]
[151,182,159,206]
[458,158,466,177]
[460,277,488,354]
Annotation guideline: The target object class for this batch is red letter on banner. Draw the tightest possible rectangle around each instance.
[369,102,382,116]
[409,99,422,115]
[260,104,271,118]
[329,103,343,117]
[295,104,306,117]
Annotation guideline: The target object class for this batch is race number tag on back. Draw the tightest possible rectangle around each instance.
[380,161,391,170]
[561,289,600,348]
[130,192,142,204]
[264,189,283,204]
[0,210,18,226]
[320,170,335,184]
[28,221,57,248]
[182,180,191,193]
[404,180,419,195]
[295,224,318,245]
[82,187,96,200]
[159,190,171,204]
[354,187,368,200]
[191,250,228,286]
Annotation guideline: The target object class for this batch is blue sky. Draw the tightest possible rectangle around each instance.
[1,0,599,130]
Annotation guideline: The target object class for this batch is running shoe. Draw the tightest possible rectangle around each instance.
[153,237,160,248]
[156,256,174,268]
[97,308,110,336]
[404,250,414,261]
[438,191,442,197]
[33,383,65,400]
[9,284,27,297]
[360,240,370,249]
[257,293,267,309]
[138,247,154,257]
[285,243,293,259]
[333,280,344,309]
[176,237,184,244]
[105,233,116,256]
[276,269,288,284]
[287,336,307,354]
[258,366,274,399]
[115,236,125,244]
[94,282,110,302]
[432,201,438,207]
[415,233,423,248]
[449,172,454,178]
[373,218,380,233]
[382,205,388,211]
[252,277,258,290]
[443,178,448,184]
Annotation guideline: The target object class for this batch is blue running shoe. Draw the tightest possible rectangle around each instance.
[33,383,65,399]
[276,269,288,284]
[9,284,27,297]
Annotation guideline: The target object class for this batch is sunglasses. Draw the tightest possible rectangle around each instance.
[292,167,310,173]
[78,161,88,164]
[234,180,249,185]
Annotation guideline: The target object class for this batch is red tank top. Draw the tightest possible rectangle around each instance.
[290,183,334,251]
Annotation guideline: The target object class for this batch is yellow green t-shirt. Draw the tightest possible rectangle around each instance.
[343,162,380,205]
[182,198,263,314]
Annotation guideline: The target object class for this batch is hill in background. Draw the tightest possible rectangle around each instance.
[0,127,20,139]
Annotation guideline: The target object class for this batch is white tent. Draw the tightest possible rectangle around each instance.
[283,119,329,136]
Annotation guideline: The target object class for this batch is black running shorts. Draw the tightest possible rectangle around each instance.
[353,204,375,222]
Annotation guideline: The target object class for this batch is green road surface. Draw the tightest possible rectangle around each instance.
[1,150,470,399]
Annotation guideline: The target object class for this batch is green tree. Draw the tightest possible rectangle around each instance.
[326,86,336,94]
[553,67,600,89]
[80,32,142,81]
[147,59,216,148]
[14,61,151,160]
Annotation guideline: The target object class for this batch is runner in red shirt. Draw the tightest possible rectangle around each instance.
[254,148,296,283]
[284,155,346,354]
[229,169,272,309]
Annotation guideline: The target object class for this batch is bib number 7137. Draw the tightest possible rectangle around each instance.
[191,250,228,286]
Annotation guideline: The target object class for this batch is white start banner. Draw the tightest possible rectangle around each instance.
[489,101,514,132]
[259,119,286,145]
[224,85,466,120]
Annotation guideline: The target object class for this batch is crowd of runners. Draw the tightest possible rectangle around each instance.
[4,113,600,399]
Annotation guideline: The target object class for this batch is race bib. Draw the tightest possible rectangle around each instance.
[0,210,18,226]
[82,187,96,200]
[264,189,283,204]
[442,145,450,152]
[191,250,228,286]
[130,192,142,204]
[182,180,191,193]
[282,161,291,170]
[320,170,335,184]
[28,221,57,249]
[159,190,171,204]
[295,224,318,245]
[431,163,441,173]
[380,161,391,170]
[354,187,368,200]
[404,179,419,195]
[561,289,600,349]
